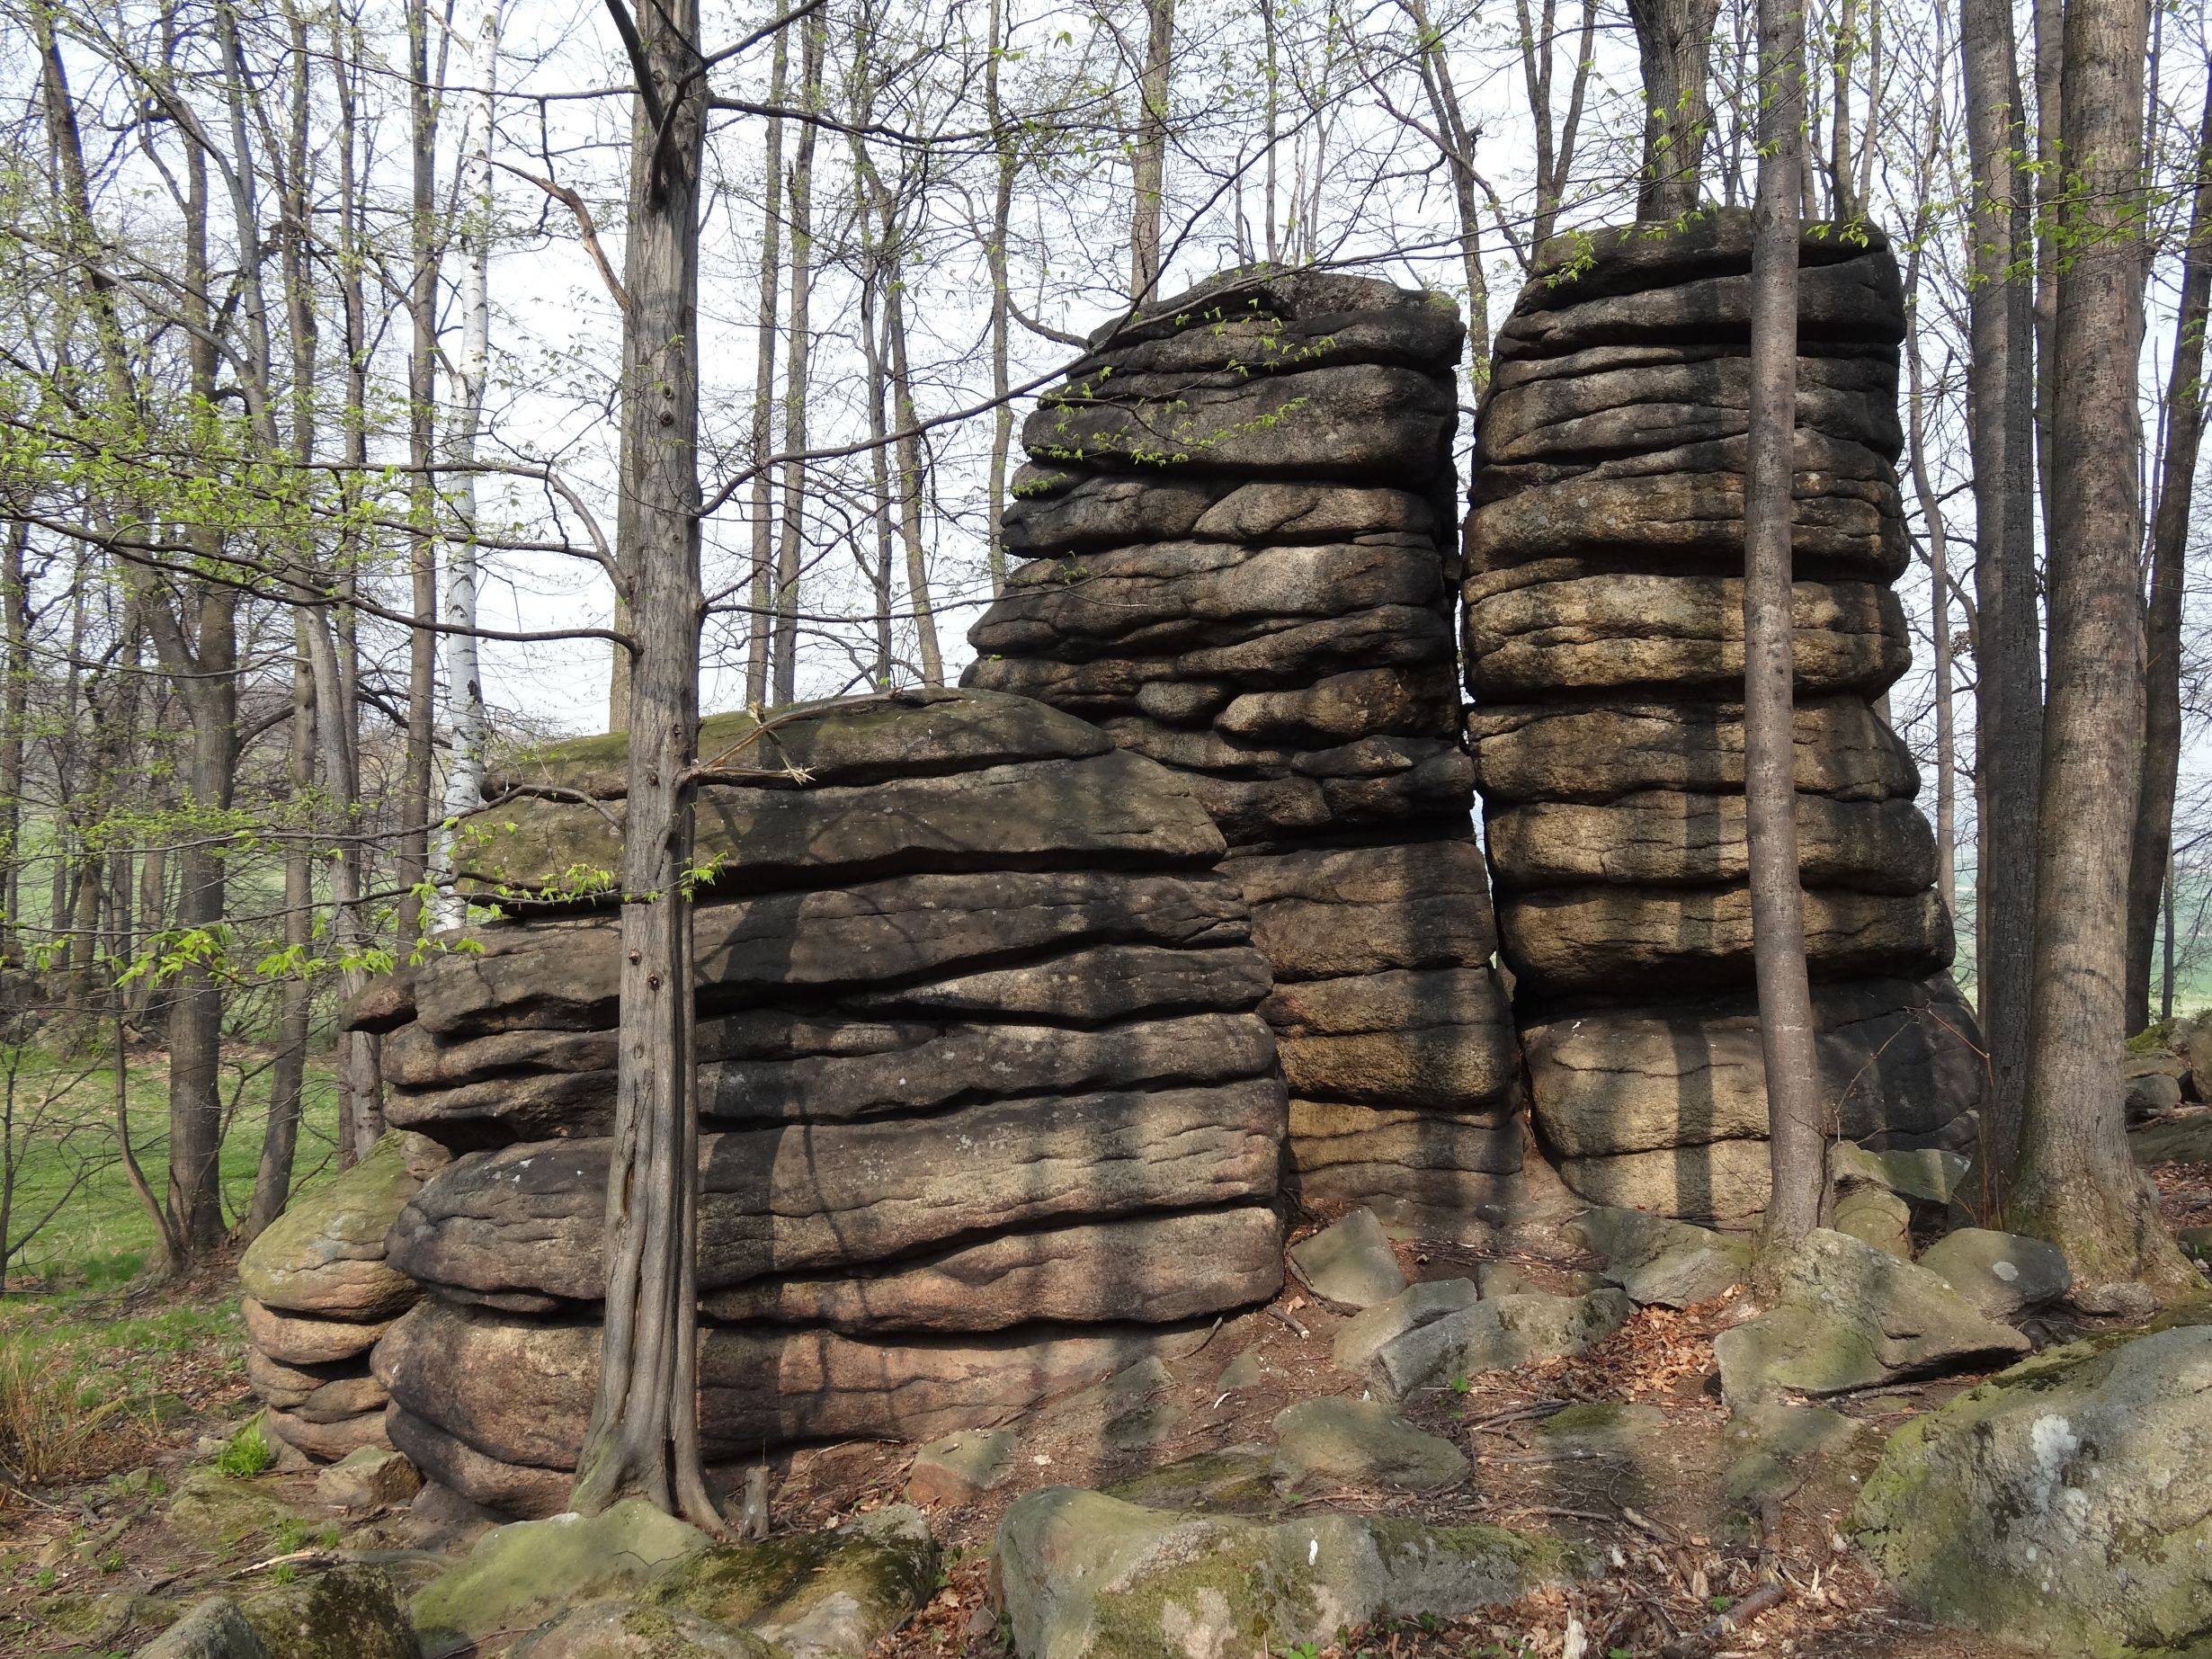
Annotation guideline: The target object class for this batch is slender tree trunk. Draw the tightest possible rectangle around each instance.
[438,0,499,930]
[568,0,719,1530]
[399,0,441,948]
[1626,0,1722,219]
[2125,80,2212,1033]
[1959,0,2042,1183]
[2008,0,2195,1298]
[883,260,944,685]
[1129,0,1175,297]
[744,31,788,708]
[1746,0,1825,1255]
[0,522,25,968]
[250,647,313,1241]
[983,0,1015,597]
[771,13,824,706]
[2031,0,2062,534]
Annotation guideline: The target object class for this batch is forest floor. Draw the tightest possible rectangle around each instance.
[4,1124,2208,1659]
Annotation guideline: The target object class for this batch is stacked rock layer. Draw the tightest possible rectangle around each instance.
[236,1133,435,1462]
[964,270,1532,1236]
[1465,211,1983,1226]
[344,689,1288,1517]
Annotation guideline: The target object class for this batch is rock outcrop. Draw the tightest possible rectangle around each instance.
[344,689,1288,1516]
[1466,212,1984,1225]
[963,269,1534,1235]
[236,1133,436,1463]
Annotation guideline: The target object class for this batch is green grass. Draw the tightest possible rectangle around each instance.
[4,1045,343,1289]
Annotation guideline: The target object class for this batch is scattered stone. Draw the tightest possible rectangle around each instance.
[1530,1401,1672,1458]
[1831,1142,1968,1206]
[317,1449,422,1514]
[1831,1182,1912,1259]
[1714,1229,2029,1405]
[1915,1228,2072,1324]
[238,1137,424,1321]
[2127,1070,2183,1123]
[648,1507,938,1659]
[1723,1400,1859,1512]
[238,1565,415,1659]
[1102,1448,1280,1512]
[905,1429,1016,1509]
[138,1598,265,1659]
[164,1471,316,1557]
[1854,1321,2212,1654]
[1566,1208,1749,1307]
[1476,1261,1602,1298]
[2130,1110,2212,1165]
[994,1486,1592,1659]
[409,1500,710,1650]
[2179,1225,2212,1263]
[1369,1289,1633,1400]
[510,1603,773,1659]
[1210,1350,1270,1394]
[1330,1279,1480,1374]
[1270,1396,1468,1492]
[1287,1209,1408,1307]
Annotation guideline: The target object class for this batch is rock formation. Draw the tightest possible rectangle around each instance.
[236,1133,435,1462]
[962,270,1533,1235]
[343,689,1288,1516]
[1465,211,1983,1226]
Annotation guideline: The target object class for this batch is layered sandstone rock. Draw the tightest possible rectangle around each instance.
[1466,213,1983,1226]
[964,270,1534,1235]
[236,1133,440,1461]
[343,689,1287,1515]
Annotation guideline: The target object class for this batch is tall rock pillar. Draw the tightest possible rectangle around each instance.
[966,270,1541,1237]
[1465,211,1985,1227]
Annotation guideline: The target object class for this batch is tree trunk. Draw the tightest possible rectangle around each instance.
[399,0,442,950]
[250,647,314,1242]
[2125,80,2212,1034]
[770,12,824,706]
[883,254,944,685]
[1129,0,1175,297]
[1626,0,1721,219]
[1958,0,2042,1185]
[984,0,1015,597]
[567,0,718,1529]
[0,522,25,968]
[2007,0,2195,1299]
[438,0,500,931]
[744,31,789,708]
[1745,0,1825,1256]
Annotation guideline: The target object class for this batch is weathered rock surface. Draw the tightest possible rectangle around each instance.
[905,1428,1017,1508]
[1566,1207,1749,1307]
[1916,1228,2071,1324]
[378,1298,1206,1510]
[1269,1396,1467,1491]
[993,1487,1591,1659]
[1715,1229,2029,1405]
[1466,210,1976,1224]
[1853,1321,2212,1655]
[963,267,1523,1230]
[647,1506,939,1659]
[1286,1209,1406,1307]
[1331,1279,1482,1373]
[1369,1289,1634,1399]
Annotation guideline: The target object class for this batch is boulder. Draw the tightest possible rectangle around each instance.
[1331,1278,1481,1373]
[1723,1400,1860,1512]
[2127,1069,2183,1123]
[1915,1228,2071,1324]
[240,1300,393,1368]
[508,1604,772,1659]
[1286,1209,1406,1307]
[1831,1182,1912,1258]
[408,1499,711,1650]
[905,1429,1017,1508]
[1368,1289,1634,1399]
[993,1487,1591,1659]
[316,1448,422,1513]
[1555,1138,1776,1229]
[1831,1141,1969,1205]
[164,1470,318,1556]
[1714,1228,2029,1405]
[1269,1396,1467,1492]
[138,1599,265,1659]
[647,1506,938,1659]
[237,1566,416,1659]
[389,1079,1284,1302]
[263,1406,388,1464]
[1566,1207,1749,1307]
[1853,1322,2212,1655]
[237,1137,422,1320]
[2129,1110,2212,1165]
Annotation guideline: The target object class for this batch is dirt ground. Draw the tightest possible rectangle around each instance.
[11,1170,2210,1659]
